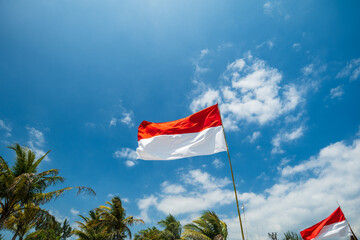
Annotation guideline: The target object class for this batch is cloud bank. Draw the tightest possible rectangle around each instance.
[190,54,303,131]
[136,136,360,240]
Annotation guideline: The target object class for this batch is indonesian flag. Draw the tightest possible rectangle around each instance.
[136,104,227,160]
[300,207,352,240]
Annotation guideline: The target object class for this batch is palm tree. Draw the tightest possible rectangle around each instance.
[282,231,302,240]
[158,214,182,240]
[182,211,227,240]
[27,218,73,240]
[97,196,144,239]
[4,203,55,240]
[134,226,164,240]
[72,210,107,240]
[0,143,95,228]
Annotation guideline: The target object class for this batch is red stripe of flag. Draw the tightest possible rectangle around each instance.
[300,207,346,240]
[138,104,222,141]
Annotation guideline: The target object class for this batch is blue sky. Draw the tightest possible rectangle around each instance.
[1,0,360,239]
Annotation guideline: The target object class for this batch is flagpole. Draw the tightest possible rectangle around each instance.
[336,202,358,240]
[222,126,246,240]
[217,105,245,240]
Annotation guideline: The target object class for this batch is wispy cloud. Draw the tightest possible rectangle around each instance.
[0,120,12,140]
[217,43,233,52]
[107,193,129,203]
[263,0,290,20]
[292,43,301,52]
[137,195,158,223]
[212,158,224,169]
[301,62,327,77]
[0,120,12,132]
[192,49,211,87]
[113,148,137,167]
[70,208,80,216]
[49,209,67,223]
[26,126,50,162]
[247,131,261,143]
[84,122,96,128]
[256,39,275,50]
[109,118,117,127]
[330,85,344,99]
[109,111,134,127]
[336,58,360,81]
[272,126,304,154]
[161,181,186,194]
[109,102,135,128]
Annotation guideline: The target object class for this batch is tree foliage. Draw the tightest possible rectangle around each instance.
[282,231,302,240]
[0,143,94,238]
[158,214,182,240]
[182,211,227,240]
[73,197,144,240]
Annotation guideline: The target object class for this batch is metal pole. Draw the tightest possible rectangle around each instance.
[336,202,358,240]
[222,126,246,240]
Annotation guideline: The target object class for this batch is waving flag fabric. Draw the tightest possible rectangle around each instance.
[136,104,227,160]
[300,207,352,240]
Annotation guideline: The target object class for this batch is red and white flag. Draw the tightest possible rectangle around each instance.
[300,207,352,240]
[136,104,227,160]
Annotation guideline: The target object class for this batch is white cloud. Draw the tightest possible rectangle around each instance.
[136,136,360,240]
[302,64,314,76]
[26,127,50,162]
[125,160,136,167]
[70,208,80,216]
[109,117,117,126]
[0,120,12,132]
[106,193,128,203]
[330,85,344,99]
[120,112,134,127]
[272,126,304,154]
[292,43,301,52]
[199,48,209,59]
[113,148,137,167]
[263,1,275,15]
[110,111,134,128]
[110,101,135,128]
[161,181,186,194]
[233,137,360,240]
[336,58,360,81]
[247,131,261,143]
[263,1,289,20]
[137,169,234,221]
[191,49,212,86]
[301,62,327,77]
[27,127,45,147]
[284,112,303,123]
[190,89,221,113]
[107,193,115,198]
[114,148,137,159]
[184,169,231,190]
[49,209,67,223]
[85,122,95,128]
[212,158,225,169]
[217,43,233,52]
[137,195,158,223]
[256,172,269,181]
[191,54,303,129]
[256,40,275,50]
